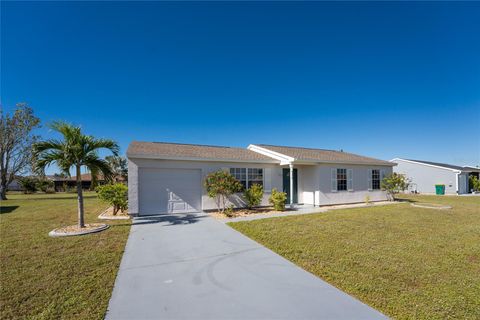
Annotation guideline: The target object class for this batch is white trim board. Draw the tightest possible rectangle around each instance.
[247,145,294,165]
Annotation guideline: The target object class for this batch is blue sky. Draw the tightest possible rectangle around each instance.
[2,1,479,174]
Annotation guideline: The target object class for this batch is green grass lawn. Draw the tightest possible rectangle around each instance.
[229,195,480,319]
[0,192,130,320]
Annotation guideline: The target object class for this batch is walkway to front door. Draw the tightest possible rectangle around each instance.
[105,213,386,319]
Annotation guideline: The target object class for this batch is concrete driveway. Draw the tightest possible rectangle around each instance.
[106,213,386,320]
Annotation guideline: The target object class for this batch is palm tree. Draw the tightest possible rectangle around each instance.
[34,122,119,228]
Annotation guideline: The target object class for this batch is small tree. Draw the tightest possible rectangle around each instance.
[269,188,287,211]
[381,173,409,201]
[96,183,128,215]
[244,183,263,209]
[204,170,243,214]
[0,103,41,200]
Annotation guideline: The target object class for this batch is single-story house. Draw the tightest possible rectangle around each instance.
[46,173,110,191]
[127,141,395,216]
[390,158,480,194]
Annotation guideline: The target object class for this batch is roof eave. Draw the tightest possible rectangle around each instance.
[291,159,395,166]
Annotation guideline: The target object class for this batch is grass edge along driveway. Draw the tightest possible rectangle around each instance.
[0,192,131,320]
[229,195,480,320]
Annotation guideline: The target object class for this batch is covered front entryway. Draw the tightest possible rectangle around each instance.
[138,168,202,215]
[283,168,298,203]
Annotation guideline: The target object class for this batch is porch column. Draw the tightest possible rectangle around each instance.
[289,163,294,208]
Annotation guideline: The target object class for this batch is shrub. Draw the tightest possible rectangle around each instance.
[469,175,480,192]
[224,205,235,217]
[37,179,54,192]
[45,187,56,194]
[96,183,128,215]
[244,183,264,209]
[381,173,409,201]
[269,188,287,211]
[63,182,75,193]
[204,170,243,214]
[19,177,38,194]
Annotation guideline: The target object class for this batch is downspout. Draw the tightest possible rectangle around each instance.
[455,171,460,194]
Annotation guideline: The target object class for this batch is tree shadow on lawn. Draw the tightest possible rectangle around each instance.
[0,206,19,214]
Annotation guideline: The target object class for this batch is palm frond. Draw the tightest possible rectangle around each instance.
[83,155,114,181]
[33,139,64,154]
[84,136,119,156]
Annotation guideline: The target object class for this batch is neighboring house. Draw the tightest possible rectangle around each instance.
[390,158,480,194]
[6,176,23,191]
[127,141,394,216]
[47,173,108,191]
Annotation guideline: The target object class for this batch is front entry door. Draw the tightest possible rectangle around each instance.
[282,168,298,203]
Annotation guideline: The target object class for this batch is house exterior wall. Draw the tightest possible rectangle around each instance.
[129,158,394,214]
[128,158,282,215]
[392,159,459,194]
[298,164,392,206]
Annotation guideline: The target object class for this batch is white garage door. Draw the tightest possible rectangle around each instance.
[138,168,202,215]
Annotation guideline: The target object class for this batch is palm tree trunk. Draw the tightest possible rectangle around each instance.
[76,165,85,228]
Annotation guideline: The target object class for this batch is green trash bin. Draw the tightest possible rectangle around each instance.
[435,184,445,195]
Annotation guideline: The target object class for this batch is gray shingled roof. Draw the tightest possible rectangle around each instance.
[257,144,393,166]
[463,166,480,172]
[406,159,479,172]
[127,141,276,162]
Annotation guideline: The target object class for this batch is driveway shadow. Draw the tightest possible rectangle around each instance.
[0,206,19,214]
[132,213,207,227]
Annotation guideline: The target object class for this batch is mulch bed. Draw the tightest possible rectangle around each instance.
[210,206,291,219]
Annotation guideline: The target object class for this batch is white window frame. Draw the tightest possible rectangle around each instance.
[371,169,381,190]
[230,167,264,189]
[332,168,353,192]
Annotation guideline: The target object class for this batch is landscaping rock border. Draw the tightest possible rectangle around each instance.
[49,223,109,237]
[410,203,452,210]
[98,207,130,220]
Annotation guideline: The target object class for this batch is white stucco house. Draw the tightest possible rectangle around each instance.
[127,142,395,216]
[391,158,480,195]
